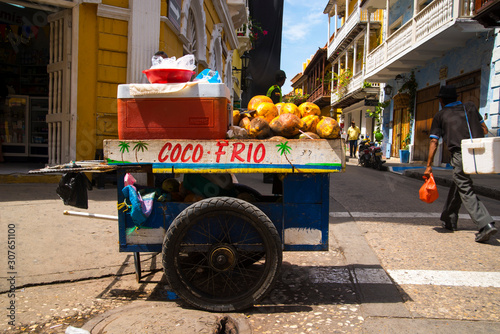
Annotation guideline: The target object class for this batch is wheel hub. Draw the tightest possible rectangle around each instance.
[209,245,237,272]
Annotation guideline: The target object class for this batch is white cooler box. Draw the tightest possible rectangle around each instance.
[461,137,500,174]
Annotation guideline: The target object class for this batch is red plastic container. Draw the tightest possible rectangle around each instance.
[117,83,232,140]
[142,69,195,84]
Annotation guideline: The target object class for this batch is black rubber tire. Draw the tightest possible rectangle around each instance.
[162,197,282,312]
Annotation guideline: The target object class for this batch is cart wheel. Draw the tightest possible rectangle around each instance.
[162,197,282,312]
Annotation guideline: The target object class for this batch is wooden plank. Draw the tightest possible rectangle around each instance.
[104,139,346,173]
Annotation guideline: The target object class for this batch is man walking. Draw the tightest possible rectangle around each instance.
[347,121,361,158]
[424,85,497,243]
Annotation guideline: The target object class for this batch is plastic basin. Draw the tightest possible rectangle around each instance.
[142,69,195,84]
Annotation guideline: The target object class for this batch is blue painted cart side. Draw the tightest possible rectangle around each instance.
[117,170,330,253]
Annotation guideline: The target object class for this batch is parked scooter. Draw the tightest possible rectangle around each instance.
[358,137,385,170]
[358,137,372,168]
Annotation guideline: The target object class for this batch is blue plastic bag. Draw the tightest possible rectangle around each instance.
[195,69,221,83]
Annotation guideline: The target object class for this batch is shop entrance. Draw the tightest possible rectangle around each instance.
[0,2,51,162]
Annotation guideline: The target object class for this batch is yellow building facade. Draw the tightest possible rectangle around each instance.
[0,0,247,165]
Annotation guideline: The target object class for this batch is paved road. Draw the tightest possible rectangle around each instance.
[331,164,500,325]
[1,166,499,333]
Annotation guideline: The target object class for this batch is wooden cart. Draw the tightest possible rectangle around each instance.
[102,138,345,312]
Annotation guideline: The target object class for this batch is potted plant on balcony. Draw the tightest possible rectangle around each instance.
[333,69,352,98]
[284,92,309,105]
[238,17,267,49]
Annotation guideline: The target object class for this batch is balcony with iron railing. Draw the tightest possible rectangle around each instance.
[330,71,380,106]
[365,0,485,82]
[327,8,383,60]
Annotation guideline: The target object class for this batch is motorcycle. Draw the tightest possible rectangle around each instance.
[358,138,385,170]
[358,138,372,168]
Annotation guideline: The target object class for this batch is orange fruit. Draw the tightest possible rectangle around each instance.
[298,102,321,117]
[233,109,241,126]
[255,102,279,123]
[269,113,306,138]
[279,103,301,117]
[301,115,321,133]
[248,95,273,110]
[316,117,341,139]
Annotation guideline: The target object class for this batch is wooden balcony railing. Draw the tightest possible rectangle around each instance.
[307,83,331,102]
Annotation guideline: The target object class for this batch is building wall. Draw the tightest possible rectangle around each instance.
[105,0,129,7]
[76,3,99,161]
[74,0,233,161]
[159,0,184,57]
[413,31,493,118]
[380,31,494,159]
[388,0,413,28]
[488,28,500,130]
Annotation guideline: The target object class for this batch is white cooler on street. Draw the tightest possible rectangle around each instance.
[461,137,500,174]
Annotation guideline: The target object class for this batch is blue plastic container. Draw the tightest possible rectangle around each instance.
[400,149,410,163]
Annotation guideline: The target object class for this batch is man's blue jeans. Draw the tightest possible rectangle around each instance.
[349,140,358,157]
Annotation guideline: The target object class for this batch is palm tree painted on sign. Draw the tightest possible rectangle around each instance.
[276,141,301,172]
[118,141,130,162]
[133,141,149,162]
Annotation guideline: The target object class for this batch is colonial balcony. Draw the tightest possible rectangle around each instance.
[327,7,383,61]
[307,83,331,108]
[473,0,500,27]
[364,0,488,82]
[331,71,380,108]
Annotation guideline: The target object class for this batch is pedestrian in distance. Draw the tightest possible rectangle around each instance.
[347,121,361,158]
[266,70,286,104]
[424,85,497,243]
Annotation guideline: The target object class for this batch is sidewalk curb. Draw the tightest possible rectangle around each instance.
[402,169,500,200]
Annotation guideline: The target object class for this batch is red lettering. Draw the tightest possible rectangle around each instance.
[158,142,172,162]
[254,143,265,163]
[181,144,193,162]
[192,144,203,162]
[215,141,229,163]
[170,144,182,162]
[231,142,245,162]
[247,143,253,162]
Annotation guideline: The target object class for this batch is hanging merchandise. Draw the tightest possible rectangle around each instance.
[56,173,93,209]
[118,173,157,234]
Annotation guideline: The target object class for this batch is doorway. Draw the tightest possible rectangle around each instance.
[391,93,411,157]
[414,84,440,162]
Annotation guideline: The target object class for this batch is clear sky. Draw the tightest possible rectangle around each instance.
[281,0,330,95]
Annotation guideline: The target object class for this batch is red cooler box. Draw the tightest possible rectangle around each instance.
[117,83,232,139]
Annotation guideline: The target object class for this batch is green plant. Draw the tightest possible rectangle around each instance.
[284,92,309,105]
[317,70,334,85]
[402,133,411,150]
[367,101,390,144]
[333,69,353,97]
[362,81,372,88]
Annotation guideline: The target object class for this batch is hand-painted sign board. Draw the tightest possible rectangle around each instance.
[104,139,345,173]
